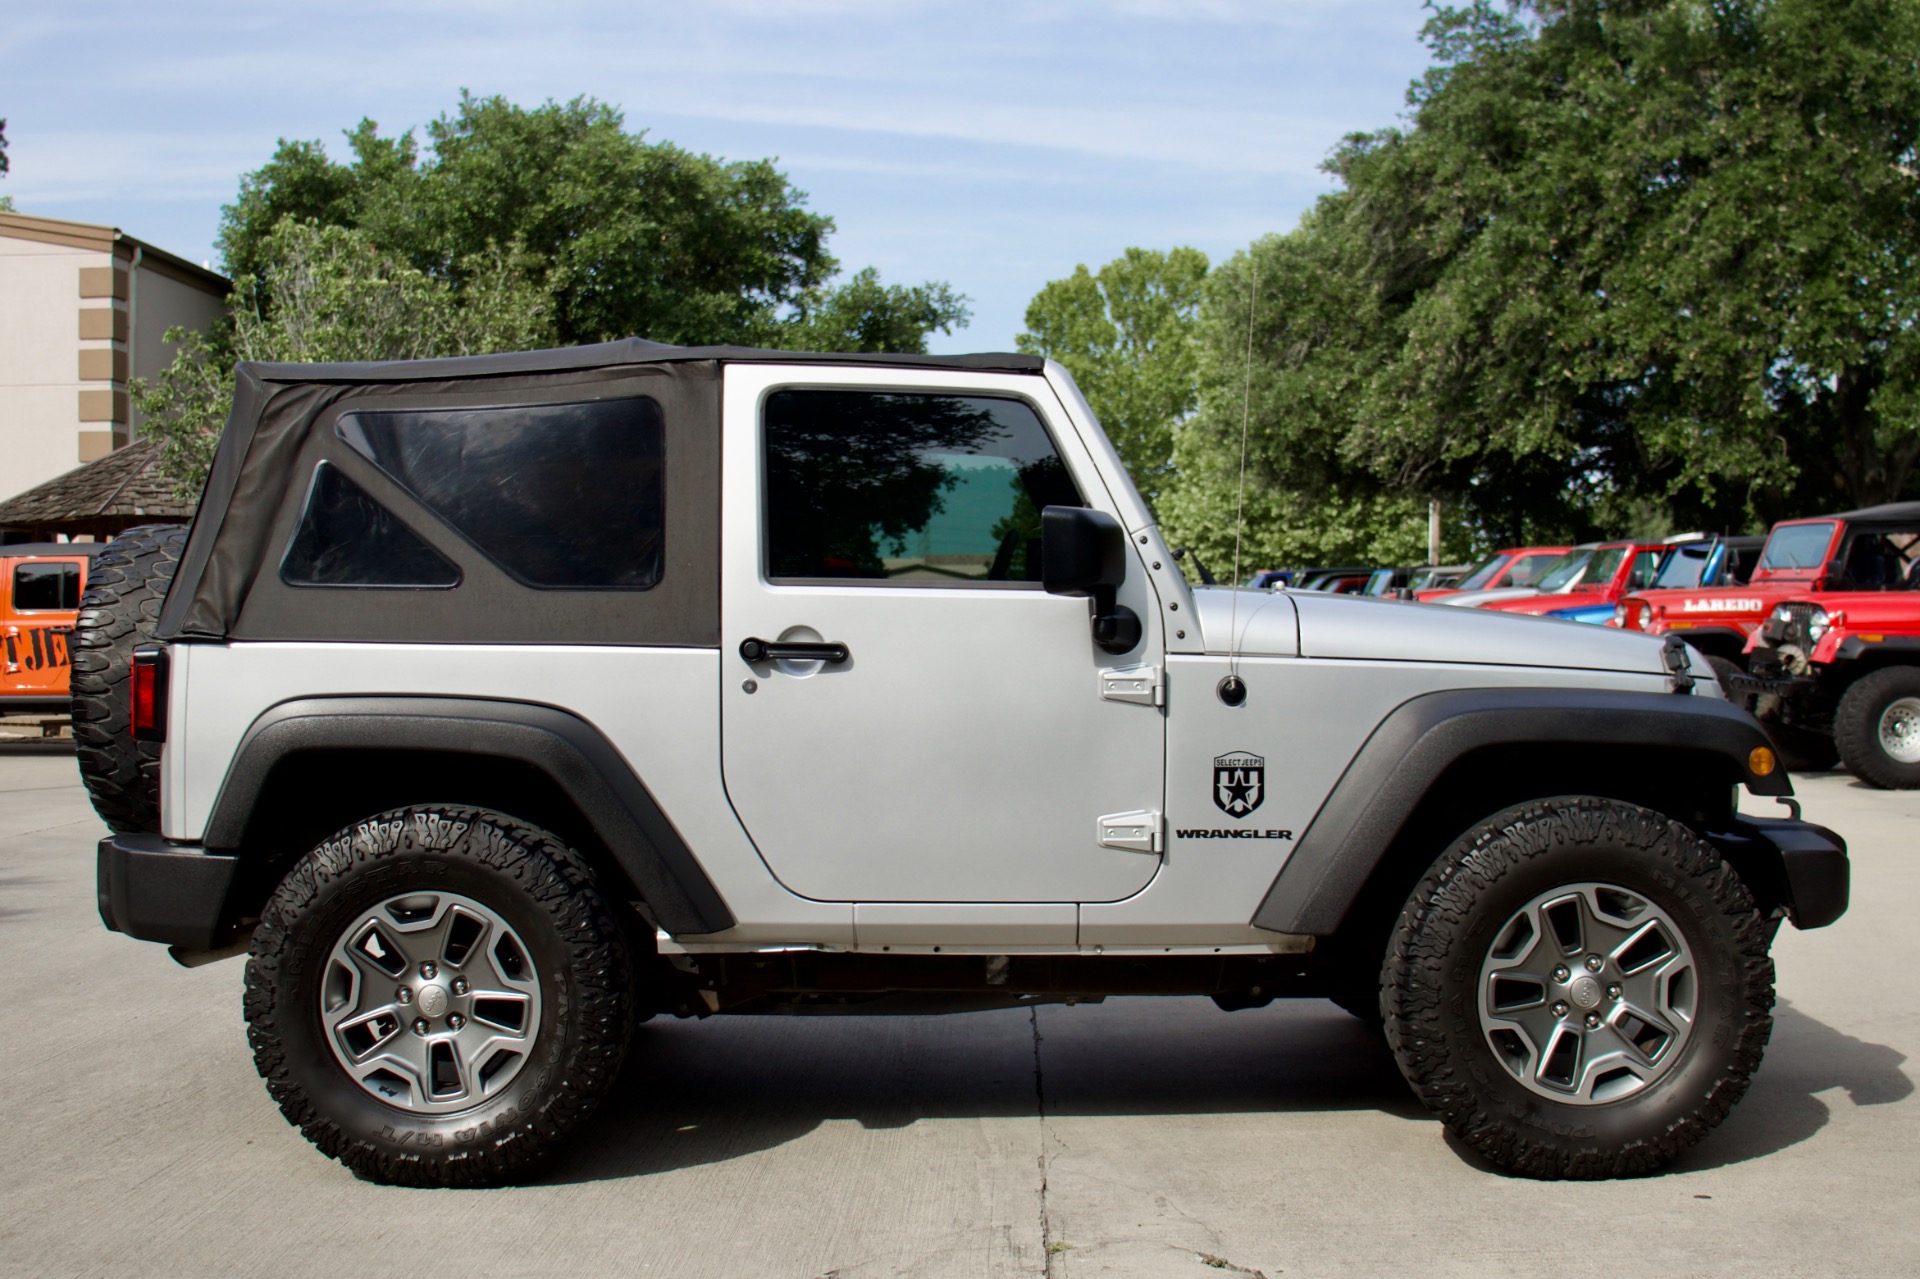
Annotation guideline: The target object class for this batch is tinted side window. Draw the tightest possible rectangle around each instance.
[338,397,665,590]
[764,391,1082,583]
[281,463,461,588]
[12,562,82,610]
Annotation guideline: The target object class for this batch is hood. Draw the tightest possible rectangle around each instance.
[1288,591,1679,674]
[1190,588,1301,656]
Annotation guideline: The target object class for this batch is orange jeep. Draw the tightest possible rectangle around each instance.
[0,543,102,713]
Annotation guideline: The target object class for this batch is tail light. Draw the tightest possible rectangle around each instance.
[131,646,169,742]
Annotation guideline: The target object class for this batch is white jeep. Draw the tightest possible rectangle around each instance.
[83,340,1847,1186]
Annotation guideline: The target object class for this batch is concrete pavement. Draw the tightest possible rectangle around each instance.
[0,746,1913,1278]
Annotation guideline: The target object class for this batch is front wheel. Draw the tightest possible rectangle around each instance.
[1384,796,1773,1179]
[244,807,636,1186]
[1834,667,1920,789]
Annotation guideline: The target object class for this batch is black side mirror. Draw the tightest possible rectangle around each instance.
[1042,506,1142,655]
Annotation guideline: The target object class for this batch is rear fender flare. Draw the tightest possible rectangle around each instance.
[203,695,734,935]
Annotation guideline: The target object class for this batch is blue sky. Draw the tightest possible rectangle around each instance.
[2,1,1436,353]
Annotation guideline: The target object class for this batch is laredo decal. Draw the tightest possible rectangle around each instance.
[1213,751,1264,818]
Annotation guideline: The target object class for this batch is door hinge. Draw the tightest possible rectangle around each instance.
[1098,809,1163,855]
[1100,664,1164,708]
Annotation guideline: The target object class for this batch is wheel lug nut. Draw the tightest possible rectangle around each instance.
[1552,1001,1569,1017]
[1585,955,1604,972]
[420,961,438,980]
[448,1013,466,1030]
[1585,1013,1601,1029]
[396,987,413,1005]
[412,1018,430,1036]
[1553,966,1570,982]
[451,977,468,996]
[1606,984,1622,999]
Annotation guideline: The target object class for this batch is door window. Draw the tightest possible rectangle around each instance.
[12,562,82,611]
[763,390,1083,584]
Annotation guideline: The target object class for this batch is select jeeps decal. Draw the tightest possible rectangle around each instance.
[1214,751,1264,817]
[1176,751,1294,841]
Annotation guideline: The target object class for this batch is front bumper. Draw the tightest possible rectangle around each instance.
[97,832,239,950]
[1707,815,1849,930]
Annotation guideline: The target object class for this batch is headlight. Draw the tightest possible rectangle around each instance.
[1807,607,1830,642]
[1612,602,1629,626]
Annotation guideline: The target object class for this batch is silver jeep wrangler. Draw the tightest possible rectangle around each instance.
[83,340,1847,1186]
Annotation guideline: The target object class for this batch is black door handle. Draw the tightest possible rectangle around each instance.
[740,637,851,665]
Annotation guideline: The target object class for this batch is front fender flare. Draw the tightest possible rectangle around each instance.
[1250,687,1787,936]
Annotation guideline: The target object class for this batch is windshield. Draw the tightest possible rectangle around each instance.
[1506,553,1564,587]
[1760,522,1835,572]
[1652,543,1713,588]
[1455,555,1508,591]
[1533,550,1593,592]
[1536,547,1628,592]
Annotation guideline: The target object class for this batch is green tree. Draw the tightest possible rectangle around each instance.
[1160,225,1434,571]
[136,220,552,488]
[0,117,12,210]
[1017,246,1209,503]
[1331,0,1920,530]
[220,93,965,353]
[1169,0,1920,568]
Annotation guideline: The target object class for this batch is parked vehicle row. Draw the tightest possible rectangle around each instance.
[1613,502,1920,789]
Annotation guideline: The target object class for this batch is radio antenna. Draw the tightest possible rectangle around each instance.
[1221,251,1259,704]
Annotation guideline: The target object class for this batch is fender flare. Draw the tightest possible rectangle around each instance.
[1250,687,1788,936]
[204,695,734,935]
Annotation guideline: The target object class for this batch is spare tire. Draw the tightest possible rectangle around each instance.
[72,523,189,833]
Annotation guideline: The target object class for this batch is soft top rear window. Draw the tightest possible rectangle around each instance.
[337,396,666,590]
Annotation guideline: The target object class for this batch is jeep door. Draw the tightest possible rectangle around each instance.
[718,365,1167,904]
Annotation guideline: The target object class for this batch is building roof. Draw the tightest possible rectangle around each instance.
[0,440,195,531]
[0,210,230,295]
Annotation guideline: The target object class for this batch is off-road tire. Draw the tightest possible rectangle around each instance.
[244,806,636,1187]
[71,523,189,832]
[1834,667,1920,790]
[1383,796,1774,1179]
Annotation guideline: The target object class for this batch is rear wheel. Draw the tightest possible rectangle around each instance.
[1384,796,1773,1178]
[244,806,635,1186]
[1834,667,1920,790]
[71,523,188,832]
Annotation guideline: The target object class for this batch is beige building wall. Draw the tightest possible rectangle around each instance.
[0,212,228,507]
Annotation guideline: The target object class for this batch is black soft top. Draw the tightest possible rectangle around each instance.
[158,340,1045,645]
[239,338,1044,383]
[1827,500,1920,524]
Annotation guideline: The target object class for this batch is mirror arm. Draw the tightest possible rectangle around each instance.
[1089,585,1142,655]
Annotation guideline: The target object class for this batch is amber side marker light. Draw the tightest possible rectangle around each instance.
[1748,746,1777,777]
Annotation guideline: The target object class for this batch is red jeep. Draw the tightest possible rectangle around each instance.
[1613,501,1920,670]
[1737,571,1920,788]
[1413,544,1568,601]
[1471,540,1666,616]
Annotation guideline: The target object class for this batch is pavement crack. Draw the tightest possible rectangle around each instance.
[1032,1005,1061,1277]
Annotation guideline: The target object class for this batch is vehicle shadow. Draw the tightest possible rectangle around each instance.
[540,995,1906,1186]
[540,998,1422,1186]
[1667,998,1911,1173]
